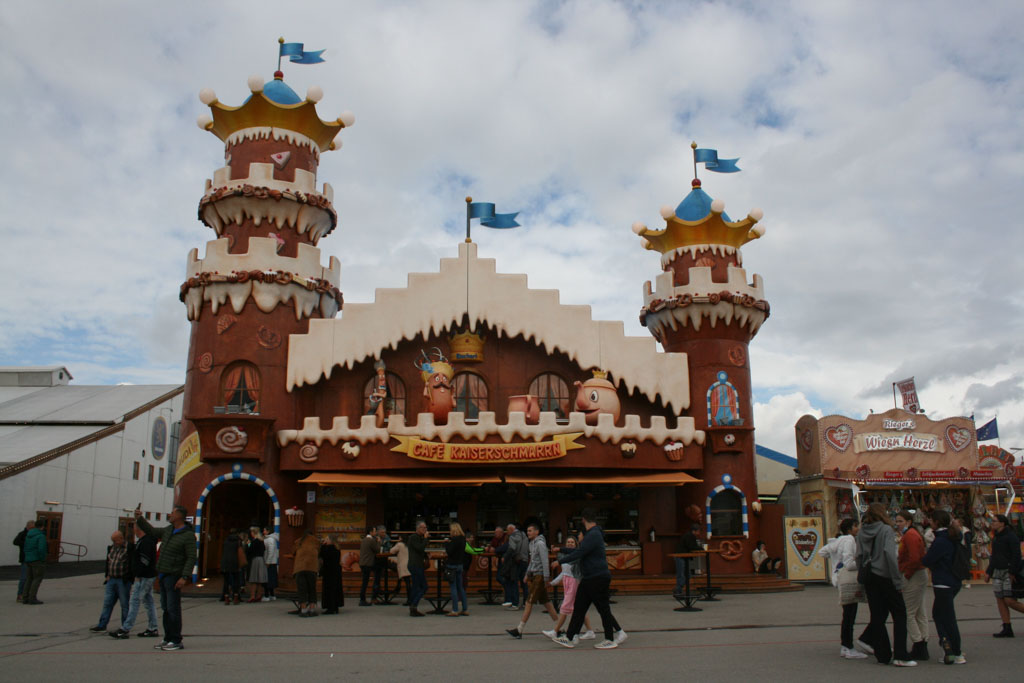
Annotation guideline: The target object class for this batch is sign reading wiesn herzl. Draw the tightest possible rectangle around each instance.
[391,433,583,463]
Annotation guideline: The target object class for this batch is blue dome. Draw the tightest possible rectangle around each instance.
[262,78,302,105]
[675,187,731,222]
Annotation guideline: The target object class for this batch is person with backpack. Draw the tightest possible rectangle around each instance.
[922,509,966,664]
[12,521,31,602]
[856,503,916,666]
[985,513,1024,638]
[110,524,160,639]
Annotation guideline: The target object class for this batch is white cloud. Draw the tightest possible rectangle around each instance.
[754,392,823,457]
[1,1,1022,448]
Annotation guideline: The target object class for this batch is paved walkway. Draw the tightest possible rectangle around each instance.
[2,574,1021,681]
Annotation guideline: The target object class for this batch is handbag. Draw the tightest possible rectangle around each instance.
[857,561,871,585]
[444,566,458,582]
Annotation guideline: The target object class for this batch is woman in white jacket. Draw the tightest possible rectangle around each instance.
[819,518,868,659]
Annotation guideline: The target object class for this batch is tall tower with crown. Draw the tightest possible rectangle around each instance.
[634,144,769,572]
[174,49,353,555]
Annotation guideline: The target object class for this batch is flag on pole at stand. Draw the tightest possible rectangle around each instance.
[894,377,920,413]
[468,202,519,229]
[279,42,325,64]
[976,418,999,442]
[694,148,741,173]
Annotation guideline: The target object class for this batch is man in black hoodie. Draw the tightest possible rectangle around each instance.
[986,514,1024,637]
[109,525,160,639]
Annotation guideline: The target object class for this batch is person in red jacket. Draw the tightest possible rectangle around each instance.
[896,509,929,661]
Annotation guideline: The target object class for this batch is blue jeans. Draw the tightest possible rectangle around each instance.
[409,566,427,608]
[159,574,183,644]
[448,565,467,612]
[97,577,130,628]
[18,563,27,598]
[933,586,961,656]
[121,577,158,632]
[674,557,687,593]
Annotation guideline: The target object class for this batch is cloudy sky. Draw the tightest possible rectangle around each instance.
[2,1,1022,458]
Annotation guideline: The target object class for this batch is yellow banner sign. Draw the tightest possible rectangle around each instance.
[174,431,201,484]
[391,434,583,463]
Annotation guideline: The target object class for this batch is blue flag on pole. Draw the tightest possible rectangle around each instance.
[976,418,999,441]
[695,148,741,173]
[280,42,326,65]
[469,202,520,229]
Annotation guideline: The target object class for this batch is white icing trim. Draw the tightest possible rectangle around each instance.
[200,195,334,243]
[225,127,320,160]
[184,237,340,321]
[205,162,333,202]
[276,411,704,448]
[642,265,767,338]
[659,244,739,270]
[287,242,691,413]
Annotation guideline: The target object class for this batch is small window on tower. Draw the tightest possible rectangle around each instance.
[132,462,140,480]
[148,465,154,483]
[219,362,261,414]
[528,373,571,421]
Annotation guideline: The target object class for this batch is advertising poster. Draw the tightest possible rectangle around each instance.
[784,516,827,582]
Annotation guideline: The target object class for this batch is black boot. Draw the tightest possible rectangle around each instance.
[914,641,929,661]
[993,622,1015,638]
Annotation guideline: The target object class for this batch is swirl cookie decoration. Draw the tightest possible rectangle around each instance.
[257,325,282,349]
[197,352,214,373]
[215,426,247,453]
[298,443,319,462]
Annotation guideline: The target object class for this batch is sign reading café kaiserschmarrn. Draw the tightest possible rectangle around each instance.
[391,433,584,463]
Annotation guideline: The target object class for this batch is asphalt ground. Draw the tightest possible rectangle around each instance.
[2,574,1022,682]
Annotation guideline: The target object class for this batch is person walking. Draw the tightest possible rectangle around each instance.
[109,524,160,640]
[986,513,1024,637]
[553,508,627,650]
[12,521,32,603]
[445,522,468,616]
[20,520,47,605]
[922,509,966,664]
[856,502,916,666]
[506,523,558,638]
[320,533,344,614]
[292,528,320,618]
[245,528,267,603]
[407,521,429,617]
[818,518,867,659]
[135,505,196,651]
[542,534,595,642]
[220,529,242,605]
[262,526,279,601]
[359,526,382,606]
[895,509,929,660]
[389,535,412,605]
[89,531,133,633]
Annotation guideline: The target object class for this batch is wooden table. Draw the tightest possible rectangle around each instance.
[375,553,397,605]
[423,552,451,615]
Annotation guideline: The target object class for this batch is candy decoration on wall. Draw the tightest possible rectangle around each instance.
[298,443,319,463]
[706,371,742,427]
[197,352,214,373]
[414,348,456,423]
[270,151,291,169]
[216,426,247,453]
[573,370,621,426]
[823,424,853,452]
[341,441,360,460]
[216,314,237,335]
[257,325,282,349]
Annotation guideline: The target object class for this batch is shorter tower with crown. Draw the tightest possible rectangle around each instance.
[633,144,769,573]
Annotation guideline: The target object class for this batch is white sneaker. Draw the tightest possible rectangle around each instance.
[501,602,512,607]
[504,604,519,610]
[842,646,867,659]
[260,597,270,602]
[614,629,628,644]
[892,660,917,667]
[572,634,580,645]
[269,596,277,601]
[553,635,575,648]
[854,639,875,655]
[580,630,596,640]
[952,655,967,665]
[594,639,618,649]
[542,629,557,640]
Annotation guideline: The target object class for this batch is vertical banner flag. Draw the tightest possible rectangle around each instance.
[976,418,999,442]
[894,377,920,413]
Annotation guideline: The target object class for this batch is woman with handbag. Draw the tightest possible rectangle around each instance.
[819,518,868,659]
[445,522,468,616]
[856,503,916,667]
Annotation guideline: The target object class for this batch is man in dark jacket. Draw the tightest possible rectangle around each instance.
[358,526,382,606]
[13,522,31,602]
[986,514,1024,637]
[406,521,429,617]
[553,509,627,649]
[110,524,160,639]
[21,520,48,604]
[220,529,242,604]
[136,505,197,651]
[89,530,133,632]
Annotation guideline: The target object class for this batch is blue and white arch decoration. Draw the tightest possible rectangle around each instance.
[704,473,749,539]
[191,463,281,582]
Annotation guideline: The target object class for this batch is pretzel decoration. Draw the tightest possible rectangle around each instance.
[718,539,744,561]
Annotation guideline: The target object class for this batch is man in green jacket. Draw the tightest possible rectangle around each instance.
[136,505,196,651]
[21,520,48,604]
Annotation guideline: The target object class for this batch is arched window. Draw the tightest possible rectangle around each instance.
[362,372,407,417]
[528,373,570,420]
[453,372,488,420]
[709,489,744,536]
[220,362,260,414]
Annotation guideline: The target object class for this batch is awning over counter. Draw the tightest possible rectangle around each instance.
[299,470,701,487]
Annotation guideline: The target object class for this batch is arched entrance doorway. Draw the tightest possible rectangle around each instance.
[193,471,281,581]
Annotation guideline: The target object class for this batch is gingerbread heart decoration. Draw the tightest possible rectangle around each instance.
[800,429,813,452]
[945,425,971,452]
[790,529,819,565]
[824,424,853,452]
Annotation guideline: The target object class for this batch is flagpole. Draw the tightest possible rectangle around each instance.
[465,196,473,243]
[892,382,897,410]
[691,141,698,181]
[278,36,285,71]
